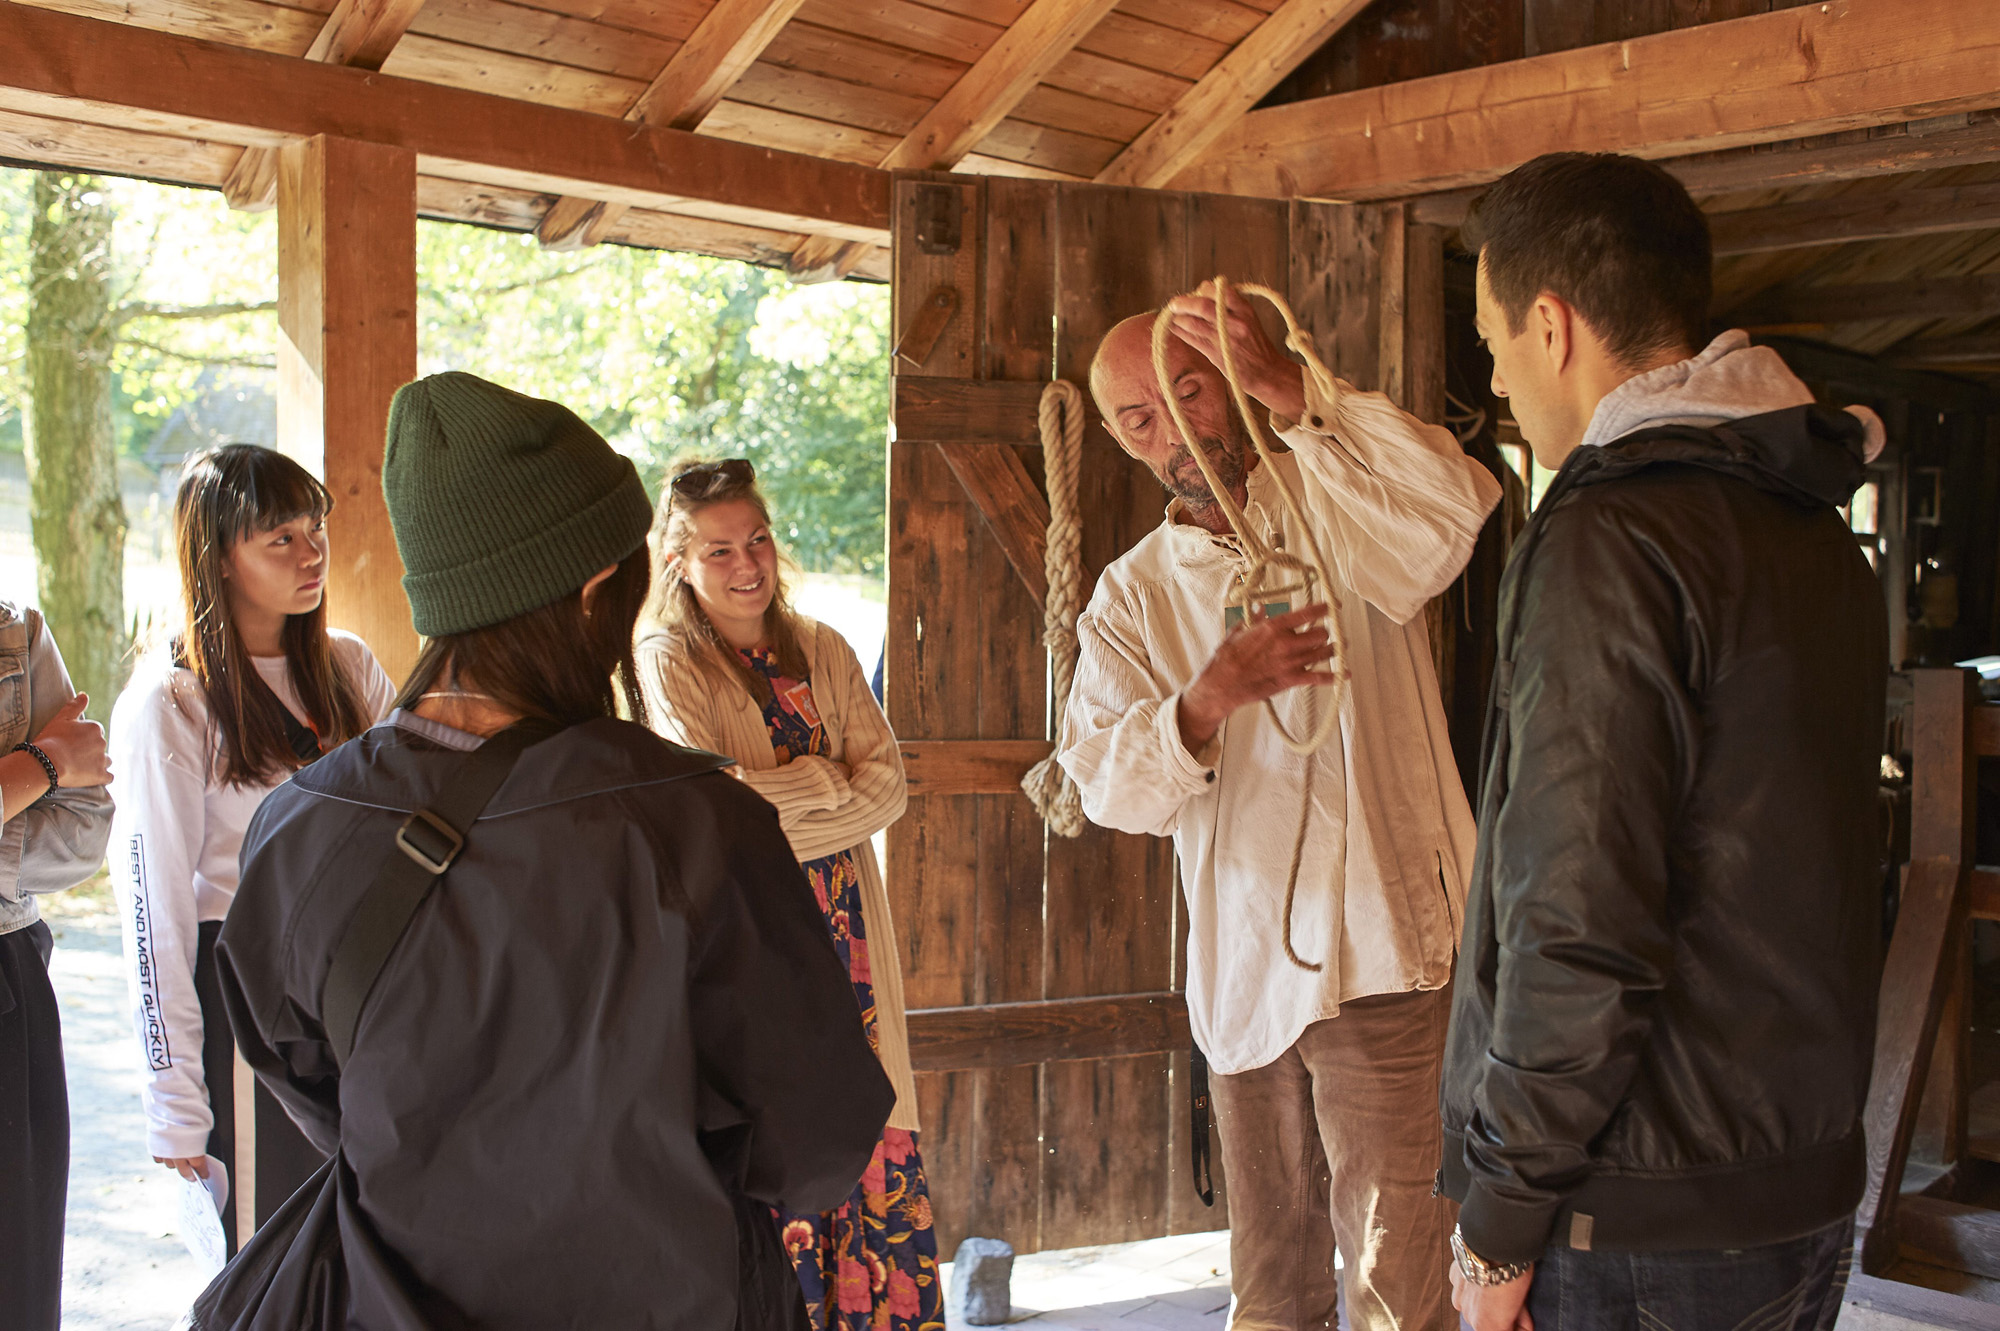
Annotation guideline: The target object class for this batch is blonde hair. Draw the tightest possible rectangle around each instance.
[641,458,811,705]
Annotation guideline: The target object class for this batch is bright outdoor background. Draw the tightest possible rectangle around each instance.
[1,166,890,1329]
[0,170,891,683]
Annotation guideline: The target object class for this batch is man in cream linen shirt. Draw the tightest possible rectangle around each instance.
[1058,286,1500,1331]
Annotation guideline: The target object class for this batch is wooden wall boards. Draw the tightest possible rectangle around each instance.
[887,172,1447,1254]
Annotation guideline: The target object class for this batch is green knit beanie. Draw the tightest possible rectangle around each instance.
[382,371,654,637]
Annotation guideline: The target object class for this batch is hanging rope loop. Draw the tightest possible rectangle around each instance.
[1152,277,1359,971]
[1021,378,1088,838]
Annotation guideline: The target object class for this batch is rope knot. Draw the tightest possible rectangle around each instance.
[1021,378,1089,838]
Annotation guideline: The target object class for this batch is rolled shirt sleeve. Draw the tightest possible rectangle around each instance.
[1058,598,1216,839]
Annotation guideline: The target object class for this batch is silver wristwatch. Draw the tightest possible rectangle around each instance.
[1451,1225,1533,1286]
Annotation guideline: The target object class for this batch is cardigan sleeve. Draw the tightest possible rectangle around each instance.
[639,641,848,815]
[637,631,907,862]
[777,625,907,863]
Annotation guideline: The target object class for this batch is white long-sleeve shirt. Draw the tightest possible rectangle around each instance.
[108,631,395,1158]
[1057,376,1500,1075]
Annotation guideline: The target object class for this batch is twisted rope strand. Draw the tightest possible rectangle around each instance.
[1021,379,1088,837]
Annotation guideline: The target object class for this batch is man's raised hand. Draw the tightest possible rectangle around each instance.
[1177,603,1336,756]
[1165,280,1308,424]
[33,692,111,788]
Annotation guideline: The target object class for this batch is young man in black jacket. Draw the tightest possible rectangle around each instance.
[1442,152,1889,1331]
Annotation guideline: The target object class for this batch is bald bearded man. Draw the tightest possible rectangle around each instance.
[1056,287,1501,1331]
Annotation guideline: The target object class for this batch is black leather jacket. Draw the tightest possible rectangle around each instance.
[1440,406,1888,1263]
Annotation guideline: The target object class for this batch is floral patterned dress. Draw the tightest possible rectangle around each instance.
[742,646,944,1331]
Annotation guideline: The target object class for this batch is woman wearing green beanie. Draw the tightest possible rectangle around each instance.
[211,372,893,1328]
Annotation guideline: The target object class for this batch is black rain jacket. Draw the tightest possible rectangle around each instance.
[218,715,894,1329]
[1440,405,1888,1264]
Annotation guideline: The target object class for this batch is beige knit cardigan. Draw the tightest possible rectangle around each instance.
[636,617,919,1132]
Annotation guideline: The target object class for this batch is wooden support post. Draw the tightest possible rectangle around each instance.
[1914,669,1980,1167]
[278,135,420,685]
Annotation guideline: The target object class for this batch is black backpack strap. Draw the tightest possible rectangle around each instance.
[172,635,327,767]
[1190,1045,1214,1207]
[280,708,324,765]
[320,719,556,1066]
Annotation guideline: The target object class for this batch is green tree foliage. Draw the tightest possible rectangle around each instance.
[416,225,891,574]
[0,170,277,716]
[25,173,127,720]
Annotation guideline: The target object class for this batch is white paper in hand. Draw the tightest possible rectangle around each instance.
[178,1155,230,1276]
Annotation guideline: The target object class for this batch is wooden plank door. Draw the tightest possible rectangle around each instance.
[887,175,1444,1255]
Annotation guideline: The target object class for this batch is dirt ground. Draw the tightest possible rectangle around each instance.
[41,874,210,1330]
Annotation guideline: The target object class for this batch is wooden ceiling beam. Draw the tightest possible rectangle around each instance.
[1095,0,1370,190]
[1410,113,2000,228]
[1709,182,2000,257]
[0,102,886,278]
[1732,274,2000,332]
[0,4,890,241]
[537,0,807,250]
[879,0,1121,173]
[221,0,429,212]
[1174,0,2000,202]
[1887,334,2000,369]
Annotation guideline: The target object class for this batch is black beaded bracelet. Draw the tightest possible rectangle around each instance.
[13,741,58,799]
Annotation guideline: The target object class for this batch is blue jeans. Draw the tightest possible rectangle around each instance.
[1522,1216,1854,1331]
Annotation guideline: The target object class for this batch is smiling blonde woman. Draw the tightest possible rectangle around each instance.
[637,457,940,1331]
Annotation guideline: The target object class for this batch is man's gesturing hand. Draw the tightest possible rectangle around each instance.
[1165,280,1308,424]
[33,692,110,788]
[1177,604,1336,756]
[1450,1260,1534,1331]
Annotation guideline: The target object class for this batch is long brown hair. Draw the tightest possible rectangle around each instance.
[173,444,372,787]
[640,458,810,705]
[395,544,651,726]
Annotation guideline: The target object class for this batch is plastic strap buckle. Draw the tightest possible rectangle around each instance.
[395,809,463,875]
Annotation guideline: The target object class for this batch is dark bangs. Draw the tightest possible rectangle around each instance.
[174,444,372,786]
[209,446,332,549]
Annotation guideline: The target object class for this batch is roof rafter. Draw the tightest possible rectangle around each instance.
[221,0,429,211]
[883,0,1122,174]
[1096,0,1371,190]
[787,0,1119,281]
[537,0,808,251]
[1174,0,2000,203]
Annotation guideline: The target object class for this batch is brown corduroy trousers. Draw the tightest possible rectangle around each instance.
[1208,986,1457,1331]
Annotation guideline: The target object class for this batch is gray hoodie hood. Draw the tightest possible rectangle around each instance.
[1579,330,1885,461]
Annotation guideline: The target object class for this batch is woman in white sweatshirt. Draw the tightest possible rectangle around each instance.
[636,458,937,1331]
[108,444,394,1249]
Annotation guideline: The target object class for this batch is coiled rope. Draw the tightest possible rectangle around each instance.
[1021,379,1088,837]
[1151,278,1355,971]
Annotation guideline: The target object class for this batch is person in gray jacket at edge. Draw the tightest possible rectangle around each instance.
[0,601,116,1331]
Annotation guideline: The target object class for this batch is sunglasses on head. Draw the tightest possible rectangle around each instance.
[669,458,755,501]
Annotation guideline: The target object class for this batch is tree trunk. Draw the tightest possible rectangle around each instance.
[25,172,127,722]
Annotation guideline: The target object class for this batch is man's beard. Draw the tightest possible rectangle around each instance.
[1159,417,1252,514]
